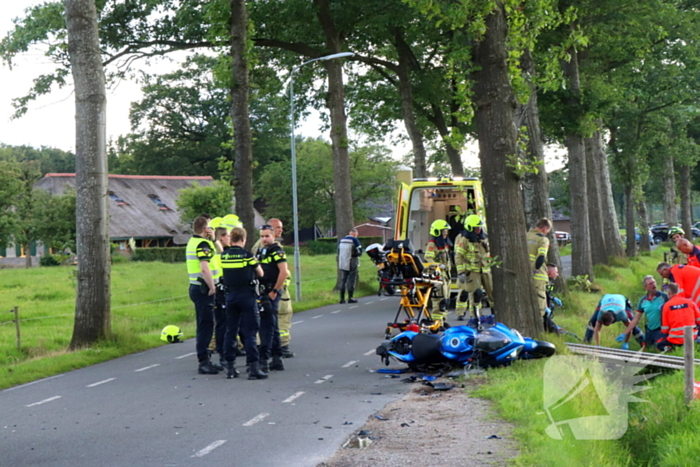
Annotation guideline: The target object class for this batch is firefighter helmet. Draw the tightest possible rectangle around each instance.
[669,226,685,239]
[464,214,484,231]
[160,325,183,343]
[209,217,224,229]
[222,214,242,229]
[430,219,451,237]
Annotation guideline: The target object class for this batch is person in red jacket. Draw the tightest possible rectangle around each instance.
[676,238,700,268]
[656,262,700,307]
[657,282,700,351]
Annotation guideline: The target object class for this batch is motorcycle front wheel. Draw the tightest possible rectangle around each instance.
[528,341,556,358]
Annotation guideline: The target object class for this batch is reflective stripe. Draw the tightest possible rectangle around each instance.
[279,330,290,337]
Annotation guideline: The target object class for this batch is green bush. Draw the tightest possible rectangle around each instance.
[131,247,186,263]
[39,255,63,267]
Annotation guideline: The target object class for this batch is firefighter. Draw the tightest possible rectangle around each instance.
[527,218,552,317]
[667,227,687,265]
[657,262,700,307]
[454,215,494,320]
[185,216,219,375]
[583,293,644,347]
[221,226,267,380]
[676,238,700,267]
[256,225,289,373]
[657,282,700,351]
[424,219,453,322]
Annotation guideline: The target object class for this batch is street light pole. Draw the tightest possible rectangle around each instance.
[289,51,354,302]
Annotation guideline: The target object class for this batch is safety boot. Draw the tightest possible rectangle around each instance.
[280,345,295,358]
[269,356,285,371]
[211,358,225,372]
[348,293,358,304]
[226,361,239,379]
[247,362,268,380]
[339,292,346,304]
[259,359,270,373]
[198,360,220,375]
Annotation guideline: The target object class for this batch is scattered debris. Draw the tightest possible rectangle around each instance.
[377,367,409,374]
[358,430,372,436]
[400,423,410,427]
[375,414,388,420]
[485,435,502,439]
[425,382,456,391]
[342,421,353,425]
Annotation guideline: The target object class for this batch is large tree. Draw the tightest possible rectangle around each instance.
[64,0,111,349]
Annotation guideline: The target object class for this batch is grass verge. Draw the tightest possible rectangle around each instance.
[0,255,377,390]
[472,249,700,466]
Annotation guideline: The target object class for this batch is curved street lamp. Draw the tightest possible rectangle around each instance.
[289,51,354,301]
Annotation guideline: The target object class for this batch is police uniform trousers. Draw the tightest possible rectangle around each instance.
[278,286,293,347]
[189,284,215,363]
[224,287,260,364]
[209,287,227,357]
[259,293,282,360]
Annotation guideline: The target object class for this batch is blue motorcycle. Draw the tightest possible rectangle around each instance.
[376,318,556,371]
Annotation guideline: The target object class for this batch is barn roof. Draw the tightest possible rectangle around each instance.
[35,174,265,245]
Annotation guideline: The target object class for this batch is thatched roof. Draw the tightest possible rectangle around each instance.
[35,174,265,245]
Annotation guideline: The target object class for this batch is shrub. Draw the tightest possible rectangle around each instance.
[39,255,63,267]
[131,247,186,263]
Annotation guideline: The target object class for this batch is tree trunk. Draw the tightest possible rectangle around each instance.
[584,135,607,265]
[596,130,625,258]
[518,48,565,293]
[562,47,593,280]
[25,245,32,268]
[230,0,256,249]
[624,184,638,257]
[426,108,464,177]
[315,0,354,238]
[663,155,677,227]
[637,198,651,253]
[395,33,428,179]
[679,162,693,238]
[65,0,111,349]
[472,2,541,337]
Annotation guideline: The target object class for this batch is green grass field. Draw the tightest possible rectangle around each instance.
[0,255,376,389]
[474,249,700,466]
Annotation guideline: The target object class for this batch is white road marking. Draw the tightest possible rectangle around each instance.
[349,305,358,309]
[175,352,196,359]
[315,375,333,384]
[291,320,304,325]
[191,440,227,458]
[342,361,357,368]
[365,301,375,305]
[3,375,63,392]
[330,310,342,314]
[282,391,305,403]
[364,349,375,356]
[312,315,323,319]
[380,297,388,301]
[26,396,61,407]
[135,364,160,372]
[86,378,115,388]
[243,413,269,426]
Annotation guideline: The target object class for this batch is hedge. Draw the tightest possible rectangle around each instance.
[131,247,186,263]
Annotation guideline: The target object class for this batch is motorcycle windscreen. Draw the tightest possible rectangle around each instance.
[474,328,512,353]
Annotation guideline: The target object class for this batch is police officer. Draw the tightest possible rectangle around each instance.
[454,215,494,321]
[527,218,552,318]
[221,226,267,380]
[256,224,289,373]
[185,216,219,375]
[209,218,229,370]
[424,219,452,322]
[252,218,295,358]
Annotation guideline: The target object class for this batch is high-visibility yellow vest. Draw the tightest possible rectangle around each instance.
[186,236,215,285]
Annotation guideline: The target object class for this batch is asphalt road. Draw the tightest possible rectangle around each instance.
[1,296,413,467]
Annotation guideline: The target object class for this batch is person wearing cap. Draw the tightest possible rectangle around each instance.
[454,214,493,320]
[255,224,289,373]
[424,219,453,321]
[527,218,552,318]
[667,227,687,265]
[185,216,219,375]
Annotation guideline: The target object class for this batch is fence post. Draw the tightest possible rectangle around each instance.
[684,325,694,406]
[12,306,21,352]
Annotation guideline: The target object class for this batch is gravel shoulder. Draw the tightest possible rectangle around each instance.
[317,376,519,467]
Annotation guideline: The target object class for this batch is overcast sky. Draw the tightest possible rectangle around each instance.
[1,1,563,171]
